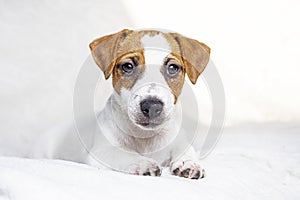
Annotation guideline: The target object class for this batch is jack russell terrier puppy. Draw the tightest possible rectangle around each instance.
[87,29,210,179]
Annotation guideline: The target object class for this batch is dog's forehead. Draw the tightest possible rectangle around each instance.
[141,32,171,52]
[117,30,180,57]
[141,33,171,69]
[132,32,172,88]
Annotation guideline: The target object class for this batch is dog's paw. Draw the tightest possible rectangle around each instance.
[126,158,162,177]
[170,160,205,179]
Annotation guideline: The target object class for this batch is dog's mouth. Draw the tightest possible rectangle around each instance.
[133,104,175,130]
[136,121,163,128]
[137,122,150,126]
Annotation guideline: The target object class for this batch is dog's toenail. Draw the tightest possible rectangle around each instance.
[173,168,180,176]
[154,167,162,176]
[192,171,201,179]
[143,171,151,176]
[200,169,206,178]
[180,169,190,178]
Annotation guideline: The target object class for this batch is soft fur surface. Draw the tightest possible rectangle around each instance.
[1,124,299,200]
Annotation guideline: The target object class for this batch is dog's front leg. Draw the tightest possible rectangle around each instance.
[86,143,162,176]
[170,145,205,179]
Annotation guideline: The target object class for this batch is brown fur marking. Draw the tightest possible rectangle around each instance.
[90,30,210,99]
[160,53,185,103]
[113,50,145,94]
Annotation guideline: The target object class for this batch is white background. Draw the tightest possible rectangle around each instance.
[0,0,133,153]
[0,0,299,151]
[124,0,300,125]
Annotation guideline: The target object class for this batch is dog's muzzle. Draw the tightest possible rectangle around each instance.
[127,83,174,129]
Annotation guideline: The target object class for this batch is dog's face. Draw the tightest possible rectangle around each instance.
[90,29,210,130]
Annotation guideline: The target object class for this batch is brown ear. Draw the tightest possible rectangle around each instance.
[89,29,133,79]
[170,33,210,84]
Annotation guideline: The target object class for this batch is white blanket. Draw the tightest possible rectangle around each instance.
[1,124,299,200]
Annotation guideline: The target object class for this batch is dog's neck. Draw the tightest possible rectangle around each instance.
[99,93,181,154]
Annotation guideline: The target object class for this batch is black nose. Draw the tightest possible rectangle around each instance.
[140,99,164,119]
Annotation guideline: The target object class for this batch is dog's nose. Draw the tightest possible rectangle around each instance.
[140,99,163,119]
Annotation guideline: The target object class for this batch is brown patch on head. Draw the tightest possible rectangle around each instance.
[90,29,162,94]
[160,53,185,103]
[161,32,210,103]
[89,29,134,79]
[168,32,210,84]
[117,30,160,56]
[162,33,182,55]
[112,31,161,94]
[159,33,185,103]
[112,50,145,94]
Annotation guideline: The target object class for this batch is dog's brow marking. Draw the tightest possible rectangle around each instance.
[141,33,171,52]
[112,50,146,94]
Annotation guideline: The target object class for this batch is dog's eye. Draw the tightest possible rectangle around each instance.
[121,62,135,75]
[167,63,181,76]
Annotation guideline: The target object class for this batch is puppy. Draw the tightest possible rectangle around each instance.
[87,29,210,179]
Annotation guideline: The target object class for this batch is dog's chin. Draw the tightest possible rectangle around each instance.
[135,121,166,131]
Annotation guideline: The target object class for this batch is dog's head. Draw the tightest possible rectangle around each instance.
[90,29,210,130]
